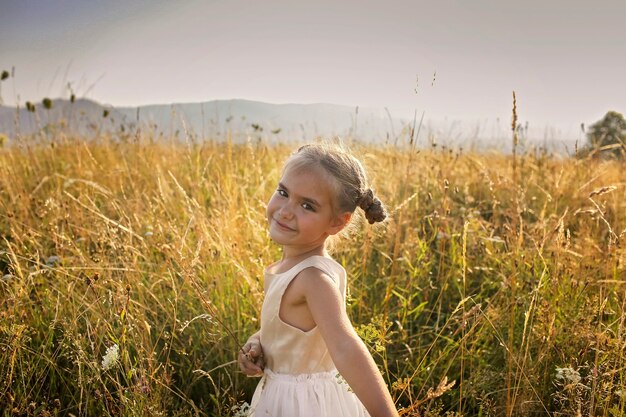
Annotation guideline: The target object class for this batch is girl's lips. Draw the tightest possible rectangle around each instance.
[273,218,295,231]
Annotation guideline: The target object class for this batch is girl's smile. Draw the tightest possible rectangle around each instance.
[272,218,296,232]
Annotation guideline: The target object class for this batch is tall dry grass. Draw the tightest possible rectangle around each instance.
[0,134,625,416]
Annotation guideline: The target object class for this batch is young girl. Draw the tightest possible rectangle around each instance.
[238,143,398,417]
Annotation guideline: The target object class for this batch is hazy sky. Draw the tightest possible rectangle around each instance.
[2,0,625,133]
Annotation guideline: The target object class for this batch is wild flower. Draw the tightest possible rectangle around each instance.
[179,314,214,333]
[101,344,119,371]
[555,366,581,385]
[231,401,250,417]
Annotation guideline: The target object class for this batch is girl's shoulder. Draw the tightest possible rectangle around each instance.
[269,256,348,304]
[297,256,346,290]
[308,255,344,275]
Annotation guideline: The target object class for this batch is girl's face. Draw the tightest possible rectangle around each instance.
[266,165,349,253]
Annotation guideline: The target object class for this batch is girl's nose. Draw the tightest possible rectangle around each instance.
[278,204,294,219]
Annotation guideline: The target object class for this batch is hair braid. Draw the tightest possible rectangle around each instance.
[357,188,387,224]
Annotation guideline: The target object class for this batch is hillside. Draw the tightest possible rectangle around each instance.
[0,98,404,143]
[0,98,580,152]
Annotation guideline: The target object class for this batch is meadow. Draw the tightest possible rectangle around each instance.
[0,133,625,416]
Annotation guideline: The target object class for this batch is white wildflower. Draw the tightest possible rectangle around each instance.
[555,366,581,385]
[231,401,250,417]
[101,344,119,371]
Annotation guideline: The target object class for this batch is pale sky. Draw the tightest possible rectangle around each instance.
[2,0,625,134]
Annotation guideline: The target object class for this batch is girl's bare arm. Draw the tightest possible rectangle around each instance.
[298,268,399,417]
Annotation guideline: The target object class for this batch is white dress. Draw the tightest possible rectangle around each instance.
[249,255,370,417]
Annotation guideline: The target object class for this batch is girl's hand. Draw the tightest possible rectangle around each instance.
[238,337,265,377]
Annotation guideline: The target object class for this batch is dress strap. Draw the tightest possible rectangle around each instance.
[294,256,336,279]
[280,256,346,299]
[266,255,345,294]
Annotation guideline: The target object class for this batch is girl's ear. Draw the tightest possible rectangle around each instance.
[328,212,352,235]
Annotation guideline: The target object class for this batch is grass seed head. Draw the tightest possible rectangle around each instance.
[589,185,617,198]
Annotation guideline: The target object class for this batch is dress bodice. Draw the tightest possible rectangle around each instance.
[259,255,347,375]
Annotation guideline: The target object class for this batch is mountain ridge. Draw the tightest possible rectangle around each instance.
[0,98,578,153]
[0,98,404,143]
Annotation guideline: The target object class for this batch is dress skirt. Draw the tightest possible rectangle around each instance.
[249,369,370,417]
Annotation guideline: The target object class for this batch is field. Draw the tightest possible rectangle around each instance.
[1,134,625,416]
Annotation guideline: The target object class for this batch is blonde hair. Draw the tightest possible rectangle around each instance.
[283,143,387,224]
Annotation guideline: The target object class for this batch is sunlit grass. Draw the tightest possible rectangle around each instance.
[0,134,624,416]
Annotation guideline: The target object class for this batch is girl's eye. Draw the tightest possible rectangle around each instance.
[277,189,288,197]
[301,202,315,212]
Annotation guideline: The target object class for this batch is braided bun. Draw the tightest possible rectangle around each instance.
[358,189,387,224]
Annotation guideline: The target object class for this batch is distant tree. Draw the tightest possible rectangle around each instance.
[586,110,626,158]
[0,70,9,105]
